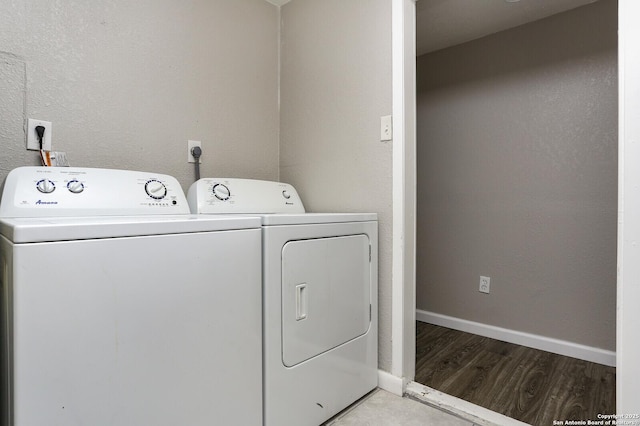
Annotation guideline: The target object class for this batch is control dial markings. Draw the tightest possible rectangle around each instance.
[36,179,55,194]
[67,180,84,194]
[212,183,231,201]
[145,179,167,200]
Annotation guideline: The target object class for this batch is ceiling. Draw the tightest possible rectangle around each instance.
[264,0,599,56]
[417,0,599,56]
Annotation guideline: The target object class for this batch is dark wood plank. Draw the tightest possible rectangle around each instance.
[414,321,616,425]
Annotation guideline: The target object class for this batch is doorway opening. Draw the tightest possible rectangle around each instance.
[412,0,618,422]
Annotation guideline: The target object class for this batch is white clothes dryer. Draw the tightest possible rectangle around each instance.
[0,167,263,426]
[188,178,378,426]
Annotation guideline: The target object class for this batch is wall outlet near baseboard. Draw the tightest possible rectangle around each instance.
[479,276,490,294]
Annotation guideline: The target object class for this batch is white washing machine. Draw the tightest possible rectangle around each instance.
[0,167,263,426]
[188,178,378,426]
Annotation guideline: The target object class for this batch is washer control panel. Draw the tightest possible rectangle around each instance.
[0,166,190,217]
[187,178,305,214]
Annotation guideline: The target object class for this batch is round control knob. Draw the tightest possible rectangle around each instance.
[145,179,167,200]
[67,180,84,194]
[282,190,291,200]
[212,183,230,201]
[36,179,55,194]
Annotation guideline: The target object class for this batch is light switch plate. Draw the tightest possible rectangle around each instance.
[380,115,392,141]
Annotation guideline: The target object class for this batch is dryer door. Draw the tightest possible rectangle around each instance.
[281,234,371,367]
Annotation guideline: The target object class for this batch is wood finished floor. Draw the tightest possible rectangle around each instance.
[415,321,616,425]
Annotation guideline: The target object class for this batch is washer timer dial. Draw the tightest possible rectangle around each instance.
[212,183,230,201]
[145,179,167,200]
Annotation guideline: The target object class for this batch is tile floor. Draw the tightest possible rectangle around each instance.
[325,389,475,426]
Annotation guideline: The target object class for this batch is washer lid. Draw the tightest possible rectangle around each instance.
[0,215,262,243]
[259,213,377,226]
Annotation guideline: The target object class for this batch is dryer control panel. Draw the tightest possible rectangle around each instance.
[0,166,190,217]
[187,178,305,214]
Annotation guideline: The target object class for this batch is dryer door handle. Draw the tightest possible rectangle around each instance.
[295,283,307,321]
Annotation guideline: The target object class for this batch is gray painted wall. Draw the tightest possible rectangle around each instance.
[279,0,393,370]
[0,0,279,192]
[416,0,618,351]
[2,0,395,372]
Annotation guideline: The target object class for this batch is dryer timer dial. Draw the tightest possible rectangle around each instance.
[212,184,231,201]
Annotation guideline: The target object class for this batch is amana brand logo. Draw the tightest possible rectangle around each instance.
[35,200,58,205]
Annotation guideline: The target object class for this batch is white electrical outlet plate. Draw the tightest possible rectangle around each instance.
[479,276,491,294]
[26,119,52,151]
[380,115,392,141]
[187,140,202,163]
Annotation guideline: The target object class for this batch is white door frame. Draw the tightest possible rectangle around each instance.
[390,0,417,391]
[617,0,640,412]
[391,0,640,410]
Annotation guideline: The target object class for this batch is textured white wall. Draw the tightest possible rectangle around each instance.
[0,0,279,192]
[416,0,618,350]
[279,0,393,371]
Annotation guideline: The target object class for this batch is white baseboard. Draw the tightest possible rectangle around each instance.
[416,309,616,367]
[377,370,404,396]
